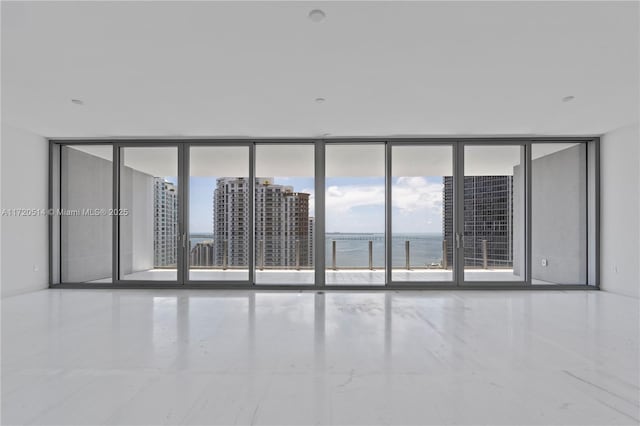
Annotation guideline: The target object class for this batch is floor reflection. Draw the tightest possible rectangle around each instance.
[5,289,636,425]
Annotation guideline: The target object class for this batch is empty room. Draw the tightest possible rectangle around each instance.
[1,1,639,425]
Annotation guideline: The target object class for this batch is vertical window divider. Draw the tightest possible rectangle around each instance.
[48,141,54,286]
[385,142,392,286]
[58,146,63,284]
[48,142,61,286]
[314,140,326,287]
[525,141,533,286]
[594,138,601,289]
[249,142,256,286]
[454,142,464,286]
[112,143,121,286]
[179,144,189,285]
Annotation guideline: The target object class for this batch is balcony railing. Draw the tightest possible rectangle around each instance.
[179,236,513,271]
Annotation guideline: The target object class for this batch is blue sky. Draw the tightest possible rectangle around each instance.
[184,176,445,234]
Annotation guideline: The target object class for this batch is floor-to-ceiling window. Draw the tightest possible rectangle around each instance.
[119,146,179,282]
[255,144,315,285]
[51,139,598,288]
[59,145,113,283]
[188,145,250,282]
[462,144,526,283]
[530,143,588,285]
[391,145,454,283]
[325,144,386,285]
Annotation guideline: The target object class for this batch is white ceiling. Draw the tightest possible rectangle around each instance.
[2,1,638,139]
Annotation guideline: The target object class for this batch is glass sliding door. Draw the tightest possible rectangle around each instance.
[391,145,454,283]
[119,146,179,282]
[60,145,113,283]
[462,145,525,283]
[531,143,587,285]
[325,144,386,285]
[188,146,249,282]
[51,138,598,289]
[255,144,315,285]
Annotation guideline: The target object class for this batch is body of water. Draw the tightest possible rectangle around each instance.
[326,233,444,268]
[190,233,445,268]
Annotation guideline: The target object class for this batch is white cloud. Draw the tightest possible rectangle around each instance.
[324,177,443,215]
[326,184,385,213]
[392,177,443,213]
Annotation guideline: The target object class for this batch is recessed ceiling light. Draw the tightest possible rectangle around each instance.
[308,9,326,23]
[562,95,575,103]
[71,99,84,105]
[315,97,326,104]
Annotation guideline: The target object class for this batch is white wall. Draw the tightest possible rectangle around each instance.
[1,124,49,297]
[601,123,640,298]
[119,167,155,275]
[531,145,588,284]
[61,147,113,282]
[514,145,588,284]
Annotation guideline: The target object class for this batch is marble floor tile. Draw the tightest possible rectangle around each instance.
[2,289,638,425]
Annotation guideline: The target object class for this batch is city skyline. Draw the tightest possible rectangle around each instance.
[188,175,445,234]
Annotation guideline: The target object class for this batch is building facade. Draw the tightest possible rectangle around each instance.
[307,217,315,266]
[153,178,178,267]
[190,241,215,267]
[213,177,250,267]
[443,176,513,269]
[213,177,314,269]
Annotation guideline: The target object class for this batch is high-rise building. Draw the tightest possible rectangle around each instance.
[308,217,315,266]
[190,241,214,267]
[443,176,513,268]
[153,178,178,267]
[213,177,313,268]
[213,177,249,267]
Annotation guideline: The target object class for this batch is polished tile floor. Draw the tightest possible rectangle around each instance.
[2,289,638,425]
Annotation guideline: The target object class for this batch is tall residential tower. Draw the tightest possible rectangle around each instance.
[153,178,178,267]
[213,177,314,269]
